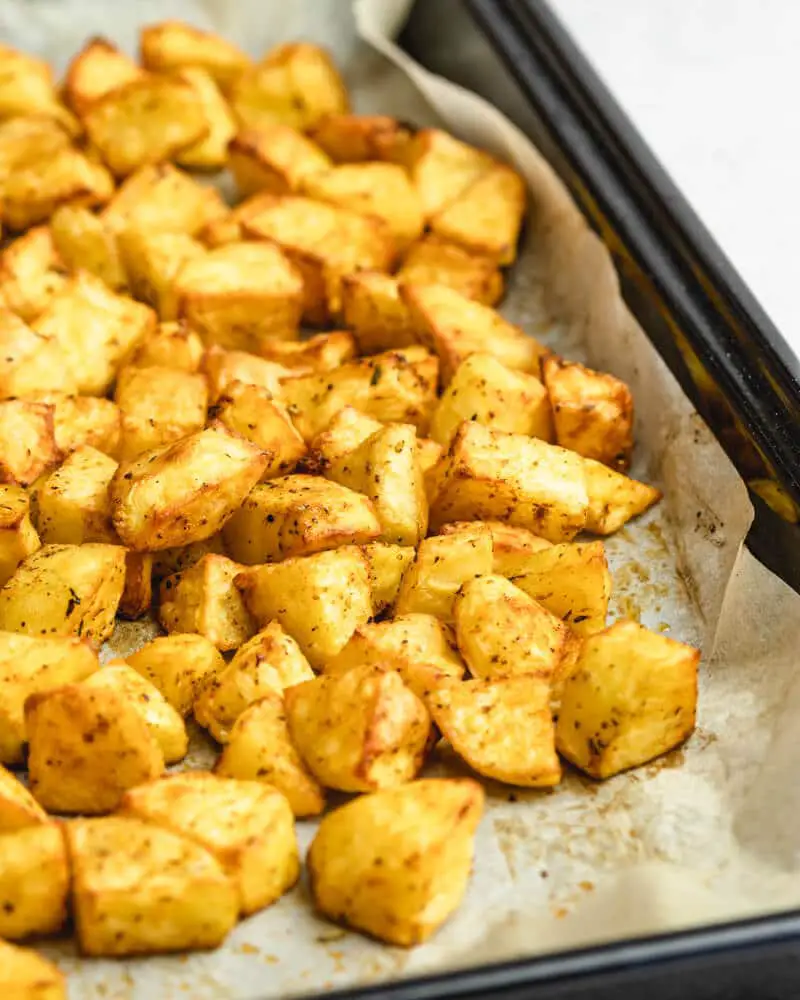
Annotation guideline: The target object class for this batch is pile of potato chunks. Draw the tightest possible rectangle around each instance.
[0,22,700,996]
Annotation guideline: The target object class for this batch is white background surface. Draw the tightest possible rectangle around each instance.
[552,0,800,360]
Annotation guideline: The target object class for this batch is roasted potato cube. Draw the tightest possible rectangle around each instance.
[286,666,430,792]
[403,283,548,386]
[140,21,252,90]
[454,575,578,689]
[175,241,303,351]
[0,400,59,487]
[0,763,47,832]
[304,162,424,250]
[120,772,298,916]
[0,227,68,323]
[229,124,331,197]
[308,113,412,163]
[223,475,381,565]
[175,68,237,170]
[440,520,552,577]
[324,614,465,701]
[430,675,561,787]
[259,329,356,372]
[114,365,208,460]
[399,235,503,306]
[194,622,314,742]
[0,44,77,132]
[66,815,238,956]
[109,423,267,551]
[230,42,348,131]
[430,353,553,447]
[555,620,700,779]
[26,683,164,813]
[0,309,78,399]
[308,777,483,946]
[0,116,72,187]
[0,486,40,588]
[101,162,227,238]
[340,272,418,354]
[583,458,662,535]
[216,692,325,817]
[212,381,306,479]
[159,553,255,651]
[35,446,117,544]
[50,204,127,291]
[0,940,65,999]
[241,194,395,325]
[119,550,153,620]
[511,540,612,636]
[280,346,438,441]
[150,534,225,583]
[202,346,292,402]
[395,522,493,622]
[0,542,125,644]
[0,631,98,764]
[85,663,188,763]
[428,423,589,541]
[44,393,121,458]
[126,634,226,716]
[84,75,208,177]
[360,541,416,615]
[64,36,144,116]
[543,356,634,470]
[308,406,383,464]
[128,320,204,372]
[119,229,206,320]
[418,436,443,476]
[399,128,494,218]
[0,824,69,940]
[199,190,278,247]
[236,545,372,669]
[33,272,156,396]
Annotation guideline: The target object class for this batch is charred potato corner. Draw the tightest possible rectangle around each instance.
[0,22,697,986]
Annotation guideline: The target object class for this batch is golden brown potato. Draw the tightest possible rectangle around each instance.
[119,550,153,620]
[399,128,494,218]
[63,36,144,116]
[0,226,68,323]
[0,631,98,764]
[199,190,278,247]
[66,815,238,956]
[35,445,117,544]
[0,310,77,400]
[42,393,121,458]
[109,422,267,551]
[511,540,612,636]
[194,622,314,743]
[241,194,395,325]
[175,68,237,170]
[0,486,40,588]
[428,423,589,541]
[0,44,77,133]
[403,282,548,386]
[395,523,493,622]
[0,939,66,999]
[555,620,699,779]
[440,520,552,577]
[0,400,59,487]
[430,353,553,447]
[418,436,443,476]
[230,42,348,131]
[308,113,412,164]
[259,329,356,372]
[101,162,227,238]
[280,346,438,441]
[0,116,72,188]
[49,204,128,291]
[84,75,208,177]
[308,778,483,946]
[223,475,381,564]
[0,543,125,645]
[543,356,634,471]
[85,662,188,763]
[430,675,561,787]
[236,545,372,669]
[114,364,209,460]
[202,345,292,402]
[175,241,304,352]
[150,534,225,583]
[399,235,504,306]
[0,824,69,940]
[26,683,164,813]
[286,666,430,792]
[159,553,255,651]
[307,405,383,464]
[583,458,662,535]
[120,772,299,916]
[360,541,416,615]
[127,320,204,373]
[32,272,156,396]
[0,763,47,832]
[126,634,226,716]
[339,272,418,355]
[215,692,325,817]
[140,21,252,90]
[229,123,331,197]
[119,229,206,320]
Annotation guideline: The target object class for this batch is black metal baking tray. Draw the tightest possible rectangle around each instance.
[316,3,800,999]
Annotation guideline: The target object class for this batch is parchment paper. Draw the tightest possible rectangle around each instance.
[6,1,800,995]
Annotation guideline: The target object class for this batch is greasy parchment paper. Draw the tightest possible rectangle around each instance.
[6,0,800,995]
